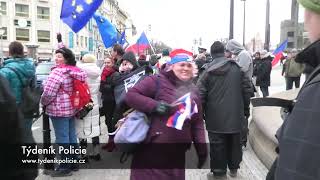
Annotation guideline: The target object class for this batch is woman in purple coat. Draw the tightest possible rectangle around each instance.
[125,52,208,180]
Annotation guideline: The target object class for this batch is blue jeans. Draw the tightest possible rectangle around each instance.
[50,116,78,170]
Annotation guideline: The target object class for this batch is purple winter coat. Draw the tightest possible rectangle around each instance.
[125,69,207,180]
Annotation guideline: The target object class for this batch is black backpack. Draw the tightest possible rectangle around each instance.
[6,67,41,119]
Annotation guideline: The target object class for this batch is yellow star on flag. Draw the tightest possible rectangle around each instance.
[85,0,93,4]
[76,5,84,13]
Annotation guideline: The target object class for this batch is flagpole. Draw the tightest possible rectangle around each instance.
[138,42,140,56]
[145,36,155,55]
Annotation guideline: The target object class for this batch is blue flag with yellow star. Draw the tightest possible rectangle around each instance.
[60,0,103,33]
[93,12,117,48]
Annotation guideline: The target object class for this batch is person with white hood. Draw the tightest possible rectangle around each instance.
[76,54,106,161]
[226,39,254,149]
[226,39,253,79]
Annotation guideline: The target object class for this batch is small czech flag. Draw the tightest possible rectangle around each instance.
[166,93,198,130]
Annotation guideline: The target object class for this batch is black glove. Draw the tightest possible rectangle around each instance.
[153,102,173,115]
[197,157,206,169]
[57,33,62,43]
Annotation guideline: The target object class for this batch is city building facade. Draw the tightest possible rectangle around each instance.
[280,20,306,50]
[0,0,134,62]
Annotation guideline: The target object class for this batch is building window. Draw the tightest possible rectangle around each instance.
[0,2,6,15]
[0,27,7,40]
[287,42,294,48]
[16,28,29,41]
[37,6,49,20]
[14,19,31,27]
[80,36,83,47]
[85,37,87,48]
[15,4,29,17]
[37,30,50,42]
[287,31,294,37]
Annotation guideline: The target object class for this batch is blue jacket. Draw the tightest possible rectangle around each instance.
[0,58,36,104]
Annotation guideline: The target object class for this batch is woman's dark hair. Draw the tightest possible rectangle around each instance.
[9,41,25,58]
[55,47,76,66]
[113,44,125,56]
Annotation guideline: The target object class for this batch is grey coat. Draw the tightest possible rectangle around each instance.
[197,54,253,133]
[226,39,253,79]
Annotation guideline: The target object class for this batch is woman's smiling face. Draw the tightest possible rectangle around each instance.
[172,62,194,81]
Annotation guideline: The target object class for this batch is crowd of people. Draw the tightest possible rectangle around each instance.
[1,0,320,179]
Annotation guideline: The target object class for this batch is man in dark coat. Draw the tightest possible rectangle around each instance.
[197,41,253,178]
[275,1,320,179]
[111,44,125,69]
[253,50,272,97]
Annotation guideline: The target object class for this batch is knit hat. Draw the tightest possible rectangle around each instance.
[162,49,170,56]
[55,47,76,65]
[82,54,96,63]
[291,48,298,53]
[138,54,147,61]
[168,49,193,65]
[298,0,320,14]
[120,51,137,66]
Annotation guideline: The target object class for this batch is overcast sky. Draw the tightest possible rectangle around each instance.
[117,0,304,51]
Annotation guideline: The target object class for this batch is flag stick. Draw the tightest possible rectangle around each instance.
[145,35,155,55]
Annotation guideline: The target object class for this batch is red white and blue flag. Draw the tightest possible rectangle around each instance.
[272,39,288,67]
[166,93,198,130]
[125,32,150,54]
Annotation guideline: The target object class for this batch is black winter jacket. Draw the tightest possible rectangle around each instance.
[197,54,253,133]
[0,75,38,180]
[253,57,272,87]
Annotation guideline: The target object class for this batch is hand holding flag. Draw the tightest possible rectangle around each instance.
[166,93,198,130]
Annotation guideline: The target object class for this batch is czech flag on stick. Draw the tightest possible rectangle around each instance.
[271,39,288,67]
[125,32,150,54]
[166,93,198,130]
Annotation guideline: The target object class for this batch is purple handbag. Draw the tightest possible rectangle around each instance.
[114,110,150,153]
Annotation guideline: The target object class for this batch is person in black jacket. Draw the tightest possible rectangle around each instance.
[137,54,153,74]
[100,57,118,152]
[253,50,272,97]
[197,41,253,178]
[106,52,152,152]
[274,1,320,179]
[0,75,38,180]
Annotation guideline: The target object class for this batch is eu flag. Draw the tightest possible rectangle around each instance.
[118,30,126,46]
[93,13,117,48]
[60,0,103,33]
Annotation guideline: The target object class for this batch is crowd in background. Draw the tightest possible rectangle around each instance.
[1,0,320,179]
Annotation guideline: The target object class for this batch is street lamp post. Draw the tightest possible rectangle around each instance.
[241,0,246,47]
[264,0,270,51]
[229,0,234,39]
